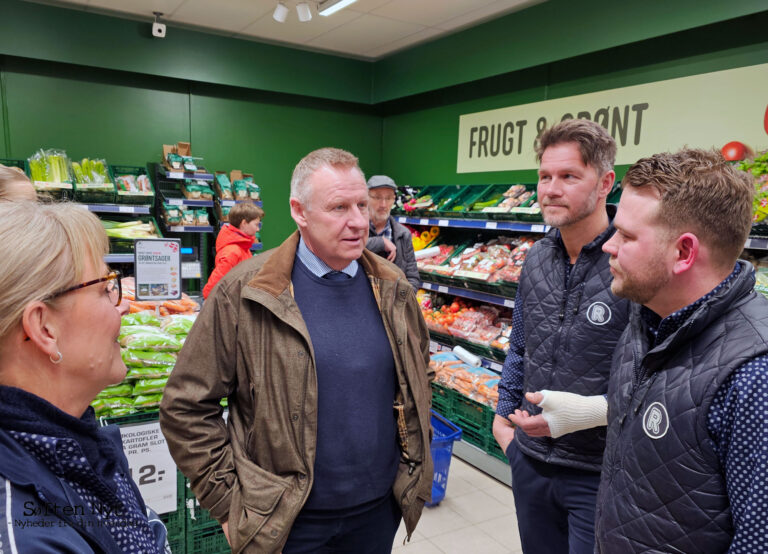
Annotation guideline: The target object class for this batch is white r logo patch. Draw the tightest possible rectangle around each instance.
[642,402,669,439]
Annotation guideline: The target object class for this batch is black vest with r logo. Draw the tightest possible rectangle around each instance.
[596,261,768,553]
[515,205,631,471]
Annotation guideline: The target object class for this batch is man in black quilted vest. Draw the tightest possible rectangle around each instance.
[492,119,631,553]
[594,149,768,553]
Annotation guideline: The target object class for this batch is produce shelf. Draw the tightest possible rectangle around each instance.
[421,280,514,308]
[162,169,214,181]
[397,216,549,233]
[84,203,151,214]
[429,336,504,374]
[745,236,768,250]
[220,199,263,208]
[452,439,510,484]
[168,225,215,233]
[161,196,214,208]
[105,254,135,264]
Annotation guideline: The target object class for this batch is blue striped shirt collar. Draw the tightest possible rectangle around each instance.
[297,237,358,278]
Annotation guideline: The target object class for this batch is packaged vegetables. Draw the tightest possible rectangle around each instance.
[101,219,160,240]
[71,158,112,191]
[27,148,73,192]
[429,352,500,409]
[92,311,198,417]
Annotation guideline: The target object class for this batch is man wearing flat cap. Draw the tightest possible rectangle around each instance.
[366,175,420,291]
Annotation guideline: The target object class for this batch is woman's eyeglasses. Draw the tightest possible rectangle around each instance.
[44,270,122,307]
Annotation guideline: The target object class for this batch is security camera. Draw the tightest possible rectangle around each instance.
[152,22,166,38]
[152,12,166,38]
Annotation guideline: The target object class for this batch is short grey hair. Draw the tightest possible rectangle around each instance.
[290,147,365,207]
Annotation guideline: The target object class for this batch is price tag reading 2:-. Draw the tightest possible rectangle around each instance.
[119,421,178,514]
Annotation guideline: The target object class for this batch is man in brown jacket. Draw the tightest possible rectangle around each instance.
[160,147,433,554]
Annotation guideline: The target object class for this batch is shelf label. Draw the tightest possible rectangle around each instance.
[437,286,448,293]
[134,238,182,301]
[485,221,498,229]
[489,362,503,372]
[429,341,438,352]
[396,217,407,223]
[503,299,514,308]
[531,224,546,233]
[119,421,177,514]
[453,269,491,281]
[168,171,184,179]
[422,282,433,290]
[419,218,429,225]
[118,206,136,213]
[167,198,184,206]
[438,219,449,226]
[181,261,202,279]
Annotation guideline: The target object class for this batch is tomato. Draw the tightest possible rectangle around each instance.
[765,105,768,136]
[450,302,460,313]
[721,141,750,161]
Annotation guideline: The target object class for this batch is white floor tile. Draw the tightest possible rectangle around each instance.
[415,503,473,538]
[428,525,510,554]
[391,455,522,553]
[439,489,515,525]
[477,514,523,553]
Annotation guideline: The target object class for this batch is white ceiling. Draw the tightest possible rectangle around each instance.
[25,0,544,60]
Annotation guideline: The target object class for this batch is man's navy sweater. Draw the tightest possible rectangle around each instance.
[292,257,399,511]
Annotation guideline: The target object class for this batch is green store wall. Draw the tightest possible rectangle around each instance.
[379,17,768,188]
[0,58,382,248]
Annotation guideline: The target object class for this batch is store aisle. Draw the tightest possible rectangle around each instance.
[393,457,522,553]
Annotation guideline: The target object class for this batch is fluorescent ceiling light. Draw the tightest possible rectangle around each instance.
[318,0,358,17]
[296,2,312,22]
[273,2,288,22]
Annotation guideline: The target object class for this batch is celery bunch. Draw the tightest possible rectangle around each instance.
[27,148,72,184]
[72,157,111,186]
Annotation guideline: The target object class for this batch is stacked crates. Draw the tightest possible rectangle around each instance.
[430,382,506,462]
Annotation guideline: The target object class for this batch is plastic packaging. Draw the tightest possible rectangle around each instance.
[453,345,482,367]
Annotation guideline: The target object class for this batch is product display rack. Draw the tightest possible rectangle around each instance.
[410,209,544,480]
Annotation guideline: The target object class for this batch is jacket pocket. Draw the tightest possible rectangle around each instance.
[229,458,289,554]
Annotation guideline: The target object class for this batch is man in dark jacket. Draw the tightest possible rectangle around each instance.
[594,149,768,553]
[492,119,630,554]
[366,175,421,291]
[160,148,433,554]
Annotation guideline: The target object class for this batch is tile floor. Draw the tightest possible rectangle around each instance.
[393,457,522,553]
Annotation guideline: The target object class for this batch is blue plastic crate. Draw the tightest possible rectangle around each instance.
[426,410,462,507]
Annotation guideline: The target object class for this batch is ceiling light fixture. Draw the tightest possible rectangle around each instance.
[296,2,312,22]
[273,2,289,22]
[318,0,358,17]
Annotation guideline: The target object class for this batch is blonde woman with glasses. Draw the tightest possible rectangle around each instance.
[0,201,167,553]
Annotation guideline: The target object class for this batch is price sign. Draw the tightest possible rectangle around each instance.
[181,261,202,279]
[489,362,503,372]
[167,198,184,206]
[397,217,406,223]
[437,286,448,293]
[119,421,177,514]
[531,224,546,233]
[118,206,135,213]
[485,221,498,229]
[419,218,429,225]
[438,220,449,227]
[168,171,184,179]
[134,239,182,301]
[503,299,514,308]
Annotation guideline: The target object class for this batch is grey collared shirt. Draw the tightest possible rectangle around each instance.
[296,237,358,278]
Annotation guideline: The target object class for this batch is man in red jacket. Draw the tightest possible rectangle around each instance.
[203,201,264,298]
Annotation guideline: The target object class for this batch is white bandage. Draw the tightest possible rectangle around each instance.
[536,390,608,439]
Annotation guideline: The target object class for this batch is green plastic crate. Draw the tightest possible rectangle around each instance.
[452,390,495,436]
[0,158,27,173]
[185,480,221,532]
[186,526,231,554]
[465,184,511,219]
[431,382,454,417]
[111,165,156,205]
[167,535,185,554]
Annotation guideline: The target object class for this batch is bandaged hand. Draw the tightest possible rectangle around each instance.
[529,390,608,439]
